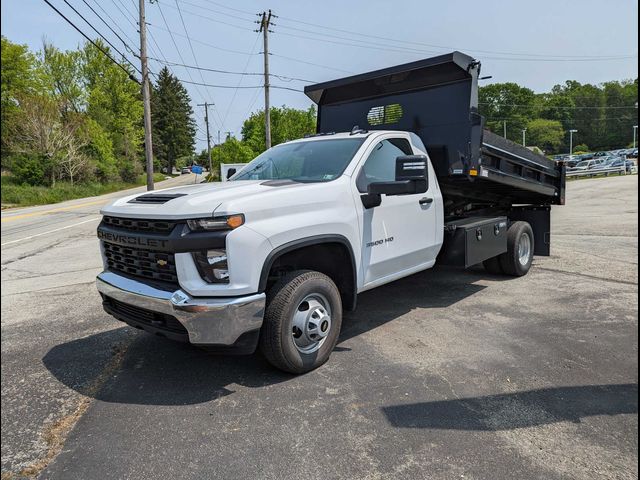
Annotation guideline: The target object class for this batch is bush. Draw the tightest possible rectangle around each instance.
[573,144,589,153]
[10,154,47,185]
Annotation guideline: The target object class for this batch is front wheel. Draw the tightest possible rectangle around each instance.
[259,270,342,374]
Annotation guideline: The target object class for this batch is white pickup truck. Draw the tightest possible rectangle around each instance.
[96,52,565,373]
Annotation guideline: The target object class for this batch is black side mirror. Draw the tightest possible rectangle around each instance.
[226,168,237,180]
[367,155,428,196]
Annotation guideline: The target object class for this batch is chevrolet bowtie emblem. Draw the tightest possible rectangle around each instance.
[157,259,168,267]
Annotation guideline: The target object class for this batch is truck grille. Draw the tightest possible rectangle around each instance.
[103,296,188,336]
[102,216,178,234]
[103,242,179,284]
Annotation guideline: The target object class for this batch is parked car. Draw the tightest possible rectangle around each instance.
[609,159,635,173]
[181,167,191,174]
[569,159,603,171]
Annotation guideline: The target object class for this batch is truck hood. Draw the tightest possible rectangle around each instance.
[101,180,321,219]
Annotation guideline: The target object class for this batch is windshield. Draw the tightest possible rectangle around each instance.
[231,138,365,182]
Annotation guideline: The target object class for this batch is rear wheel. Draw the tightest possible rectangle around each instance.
[259,270,342,374]
[499,221,534,276]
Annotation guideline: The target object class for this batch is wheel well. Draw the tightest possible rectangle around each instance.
[261,241,357,311]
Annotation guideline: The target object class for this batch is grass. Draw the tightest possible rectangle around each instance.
[1,173,167,208]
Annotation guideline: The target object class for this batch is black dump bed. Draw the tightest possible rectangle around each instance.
[304,52,565,208]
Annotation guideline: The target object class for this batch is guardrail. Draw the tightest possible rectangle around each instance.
[566,166,628,177]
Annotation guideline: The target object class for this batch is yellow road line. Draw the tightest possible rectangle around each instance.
[1,199,107,223]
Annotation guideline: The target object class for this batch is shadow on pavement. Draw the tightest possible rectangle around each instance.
[340,265,497,343]
[42,265,503,406]
[382,383,638,430]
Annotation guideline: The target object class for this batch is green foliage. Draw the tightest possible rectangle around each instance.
[9,154,47,185]
[210,138,255,177]
[526,119,565,153]
[1,173,166,207]
[573,144,589,153]
[1,37,151,190]
[480,79,638,154]
[241,105,316,154]
[1,36,43,162]
[480,83,536,140]
[84,118,118,181]
[151,67,196,173]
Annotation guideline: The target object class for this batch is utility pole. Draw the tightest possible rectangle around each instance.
[218,130,221,178]
[569,129,578,164]
[224,131,233,141]
[139,0,154,190]
[257,10,274,150]
[503,120,507,139]
[522,128,527,147]
[197,102,213,174]
[633,125,638,149]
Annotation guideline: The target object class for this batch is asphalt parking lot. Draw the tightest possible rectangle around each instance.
[1,175,638,479]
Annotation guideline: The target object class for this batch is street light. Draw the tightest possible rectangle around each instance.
[634,125,638,149]
[569,129,578,163]
[522,128,527,147]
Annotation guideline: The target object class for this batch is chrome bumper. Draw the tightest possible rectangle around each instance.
[96,271,266,346]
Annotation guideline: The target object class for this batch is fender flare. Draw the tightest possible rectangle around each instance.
[258,234,358,310]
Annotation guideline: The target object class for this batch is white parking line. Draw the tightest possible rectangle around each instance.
[1,217,101,246]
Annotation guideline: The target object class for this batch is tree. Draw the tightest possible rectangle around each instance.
[1,37,42,163]
[6,94,87,185]
[573,144,589,153]
[209,138,255,179]
[479,83,536,140]
[526,119,565,153]
[41,41,85,114]
[241,105,316,154]
[151,67,196,174]
[82,40,144,180]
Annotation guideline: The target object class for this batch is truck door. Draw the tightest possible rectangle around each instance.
[353,136,440,288]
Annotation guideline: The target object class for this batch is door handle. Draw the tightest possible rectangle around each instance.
[419,197,433,205]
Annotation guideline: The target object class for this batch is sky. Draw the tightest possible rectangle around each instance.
[2,0,638,152]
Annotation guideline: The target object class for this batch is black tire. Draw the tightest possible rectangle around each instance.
[259,270,342,374]
[483,256,504,275]
[499,221,534,277]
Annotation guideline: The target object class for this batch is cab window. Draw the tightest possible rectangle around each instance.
[356,138,413,193]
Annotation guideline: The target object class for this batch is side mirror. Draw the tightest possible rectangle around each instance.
[226,168,237,180]
[367,155,428,196]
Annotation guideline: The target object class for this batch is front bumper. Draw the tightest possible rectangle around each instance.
[96,271,266,348]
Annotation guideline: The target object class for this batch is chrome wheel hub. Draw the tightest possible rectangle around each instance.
[518,233,532,266]
[292,293,332,354]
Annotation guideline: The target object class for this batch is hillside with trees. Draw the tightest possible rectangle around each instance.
[479,80,638,154]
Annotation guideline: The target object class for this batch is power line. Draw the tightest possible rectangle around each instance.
[173,0,224,129]
[154,1,210,111]
[41,0,140,83]
[82,0,137,55]
[270,53,355,75]
[273,27,638,62]
[190,0,255,17]
[60,0,142,74]
[275,14,637,61]
[176,0,255,23]
[175,77,302,92]
[148,24,258,56]
[221,32,261,132]
[148,57,317,83]
[480,103,638,109]
[156,0,253,32]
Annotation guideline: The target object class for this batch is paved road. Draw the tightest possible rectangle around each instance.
[1,175,637,479]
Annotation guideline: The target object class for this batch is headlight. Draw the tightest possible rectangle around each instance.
[192,249,229,283]
[187,214,244,231]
